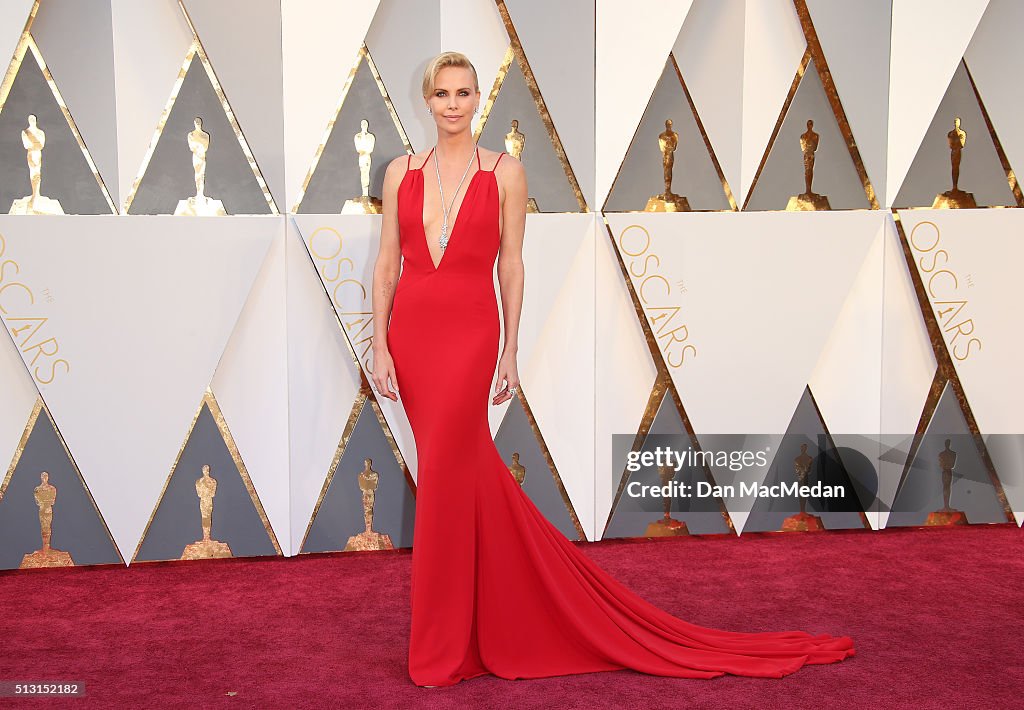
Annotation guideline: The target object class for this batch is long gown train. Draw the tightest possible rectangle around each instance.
[387,147,855,687]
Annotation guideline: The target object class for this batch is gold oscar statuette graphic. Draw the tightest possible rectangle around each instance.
[644,464,689,537]
[181,464,233,559]
[344,458,394,551]
[925,439,969,526]
[645,119,691,212]
[9,115,65,215]
[342,119,383,214]
[508,452,526,486]
[786,120,831,211]
[20,471,75,568]
[781,443,825,532]
[504,119,539,212]
[174,117,227,216]
[932,117,978,209]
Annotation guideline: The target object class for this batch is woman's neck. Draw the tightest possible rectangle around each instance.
[434,131,476,165]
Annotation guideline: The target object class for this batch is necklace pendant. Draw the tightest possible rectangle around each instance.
[439,224,449,251]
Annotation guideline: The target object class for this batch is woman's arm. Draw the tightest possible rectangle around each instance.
[493,154,527,405]
[370,155,406,401]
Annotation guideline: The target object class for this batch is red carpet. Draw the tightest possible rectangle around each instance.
[1,524,1022,708]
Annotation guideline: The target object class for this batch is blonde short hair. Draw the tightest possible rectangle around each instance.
[422,51,479,98]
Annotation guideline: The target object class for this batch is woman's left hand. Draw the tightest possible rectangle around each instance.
[492,352,520,405]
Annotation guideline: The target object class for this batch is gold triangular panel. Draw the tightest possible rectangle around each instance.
[132,389,282,562]
[0,398,123,570]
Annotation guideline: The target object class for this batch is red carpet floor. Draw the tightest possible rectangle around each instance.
[1,524,1022,708]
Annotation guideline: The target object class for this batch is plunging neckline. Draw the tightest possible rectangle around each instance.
[409,147,494,273]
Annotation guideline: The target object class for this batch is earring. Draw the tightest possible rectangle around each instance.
[427,108,432,114]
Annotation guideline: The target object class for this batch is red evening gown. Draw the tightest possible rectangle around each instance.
[386,146,855,687]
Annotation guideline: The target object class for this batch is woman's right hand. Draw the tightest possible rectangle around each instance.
[371,347,399,401]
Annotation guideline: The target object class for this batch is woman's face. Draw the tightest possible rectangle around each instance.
[426,66,479,134]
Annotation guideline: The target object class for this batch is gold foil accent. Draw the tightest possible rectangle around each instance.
[477,2,589,212]
[19,470,75,568]
[793,0,879,210]
[180,464,233,559]
[515,387,588,540]
[962,60,1024,208]
[508,451,526,485]
[786,119,832,210]
[0,5,118,214]
[890,213,1014,522]
[292,44,414,213]
[343,457,395,551]
[0,396,124,566]
[131,387,283,563]
[341,118,384,214]
[9,114,65,214]
[123,1,279,215]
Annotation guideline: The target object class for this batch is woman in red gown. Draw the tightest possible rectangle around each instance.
[371,52,855,688]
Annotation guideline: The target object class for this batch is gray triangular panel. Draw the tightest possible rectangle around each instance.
[134,400,277,561]
[128,53,272,215]
[893,61,1016,208]
[478,59,579,212]
[302,398,415,553]
[745,58,870,211]
[604,389,731,538]
[0,48,110,214]
[605,56,731,212]
[744,386,869,532]
[297,54,407,214]
[0,403,121,569]
[888,382,1007,526]
[494,396,582,540]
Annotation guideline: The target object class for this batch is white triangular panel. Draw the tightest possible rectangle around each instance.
[32,0,119,205]
[210,225,290,555]
[673,0,745,206]
[363,1,440,161]
[519,214,596,539]
[0,215,275,557]
[0,0,33,75]
[594,218,659,540]
[877,214,938,528]
[963,0,1024,198]
[809,221,884,433]
[439,0,509,144]
[740,0,805,204]
[805,0,892,205]
[285,218,372,554]
[886,0,989,206]
[605,211,885,437]
[0,311,40,486]
[289,215,416,486]
[596,0,694,206]
[182,0,285,207]
[282,0,380,211]
[110,0,194,209]
[900,208,1021,437]
[503,0,595,206]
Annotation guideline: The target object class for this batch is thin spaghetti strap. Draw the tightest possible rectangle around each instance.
[407,153,412,170]
[475,146,481,170]
[492,152,505,171]
[415,146,435,170]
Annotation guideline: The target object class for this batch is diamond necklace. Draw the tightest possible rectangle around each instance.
[433,144,477,251]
